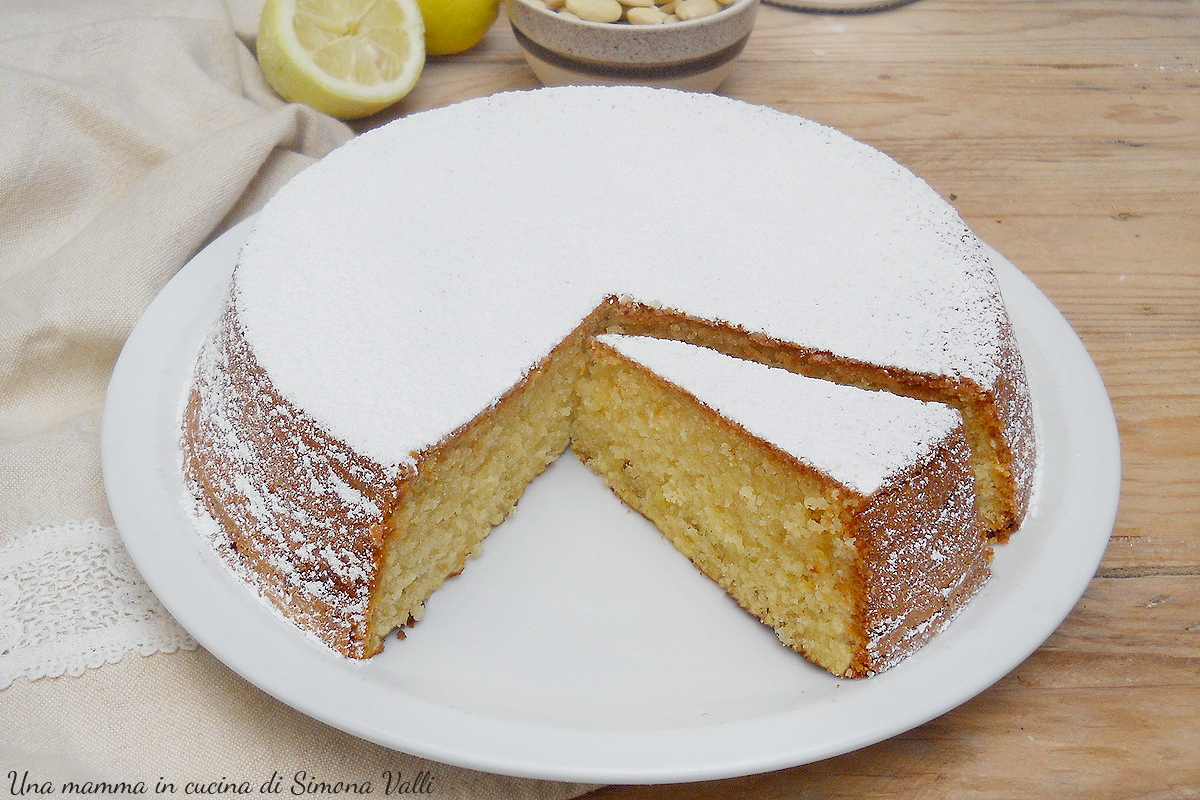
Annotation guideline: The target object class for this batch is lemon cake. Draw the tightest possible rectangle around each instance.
[181,86,1037,676]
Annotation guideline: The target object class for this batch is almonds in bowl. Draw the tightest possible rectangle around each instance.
[507,0,761,91]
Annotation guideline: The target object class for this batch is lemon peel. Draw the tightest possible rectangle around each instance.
[416,0,500,56]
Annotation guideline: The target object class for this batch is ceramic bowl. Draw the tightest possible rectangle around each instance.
[506,0,761,92]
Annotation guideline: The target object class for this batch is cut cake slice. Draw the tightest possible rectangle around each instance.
[572,334,991,678]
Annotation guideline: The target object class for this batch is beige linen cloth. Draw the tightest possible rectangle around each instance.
[0,1,595,796]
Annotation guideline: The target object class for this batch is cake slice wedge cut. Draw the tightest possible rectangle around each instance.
[572,334,991,678]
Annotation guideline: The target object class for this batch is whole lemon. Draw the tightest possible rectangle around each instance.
[417,0,500,56]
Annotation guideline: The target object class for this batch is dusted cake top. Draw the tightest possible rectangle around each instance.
[598,334,961,496]
[233,86,1009,468]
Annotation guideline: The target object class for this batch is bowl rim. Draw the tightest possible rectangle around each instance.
[508,0,761,32]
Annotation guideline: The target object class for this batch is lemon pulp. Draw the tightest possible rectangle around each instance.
[258,0,425,120]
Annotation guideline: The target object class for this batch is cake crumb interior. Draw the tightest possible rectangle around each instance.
[367,340,582,655]
[573,339,867,677]
[368,330,874,677]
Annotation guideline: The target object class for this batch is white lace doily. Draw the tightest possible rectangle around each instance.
[0,518,196,689]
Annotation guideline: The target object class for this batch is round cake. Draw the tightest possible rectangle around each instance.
[182,86,1037,677]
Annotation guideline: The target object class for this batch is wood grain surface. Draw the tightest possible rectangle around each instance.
[362,2,1200,796]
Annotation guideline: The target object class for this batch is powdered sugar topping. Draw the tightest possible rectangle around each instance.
[598,334,961,495]
[234,86,1008,467]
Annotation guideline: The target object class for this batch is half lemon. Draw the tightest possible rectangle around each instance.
[257,0,425,120]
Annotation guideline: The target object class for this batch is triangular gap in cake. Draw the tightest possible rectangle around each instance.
[589,295,1033,542]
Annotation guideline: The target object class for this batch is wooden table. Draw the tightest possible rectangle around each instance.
[368,1,1200,795]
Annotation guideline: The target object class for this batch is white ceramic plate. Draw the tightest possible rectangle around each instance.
[101,215,1120,784]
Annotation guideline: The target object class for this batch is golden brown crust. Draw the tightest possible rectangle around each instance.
[182,303,400,658]
[850,425,991,676]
